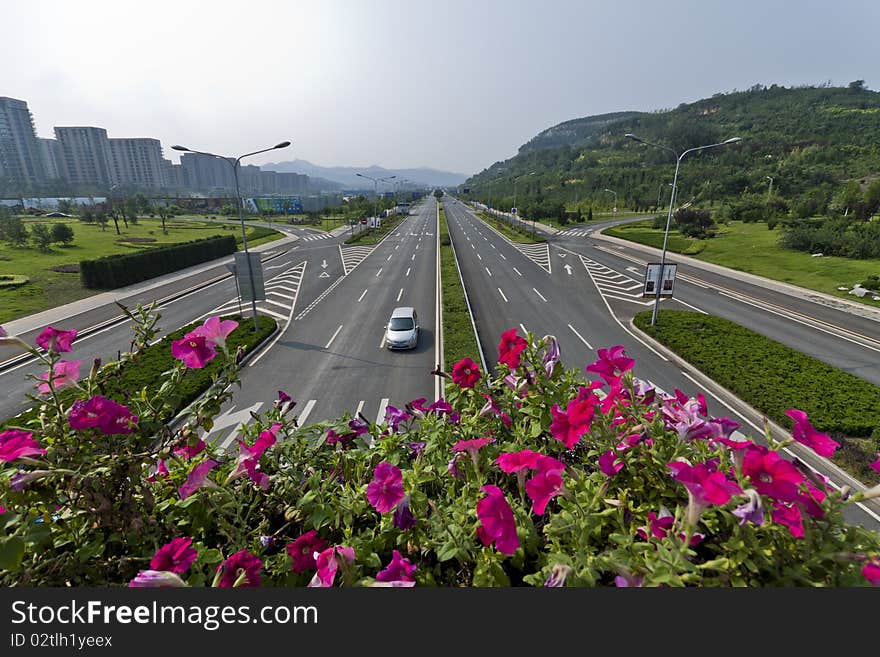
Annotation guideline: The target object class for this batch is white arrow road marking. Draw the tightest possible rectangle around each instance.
[564,264,573,275]
[322,259,328,268]
[319,271,330,278]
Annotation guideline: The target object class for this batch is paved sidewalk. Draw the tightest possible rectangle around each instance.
[3,233,299,336]
[593,230,880,323]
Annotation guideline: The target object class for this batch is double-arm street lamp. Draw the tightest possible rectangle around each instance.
[625,133,741,326]
[356,172,396,225]
[172,140,291,331]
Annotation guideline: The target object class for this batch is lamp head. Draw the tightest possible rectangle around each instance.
[274,141,291,149]
[723,137,742,144]
[171,145,190,152]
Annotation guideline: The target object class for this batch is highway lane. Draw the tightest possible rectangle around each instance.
[0,225,349,422]
[198,197,439,449]
[442,196,880,528]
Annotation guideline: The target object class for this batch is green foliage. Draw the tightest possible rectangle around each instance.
[29,223,53,252]
[635,310,880,484]
[780,217,880,259]
[439,205,480,369]
[0,216,29,246]
[79,234,236,289]
[50,222,74,246]
[674,207,716,238]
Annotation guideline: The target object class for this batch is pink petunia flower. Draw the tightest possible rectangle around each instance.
[543,564,573,587]
[174,439,206,460]
[732,488,765,526]
[549,390,597,449]
[451,357,482,388]
[668,459,743,526]
[189,316,238,349]
[785,409,839,458]
[37,359,81,394]
[216,550,263,587]
[178,460,218,500]
[384,405,409,432]
[150,537,198,574]
[171,334,216,369]
[227,424,279,489]
[586,345,635,383]
[476,484,519,555]
[453,436,493,468]
[598,450,624,478]
[497,329,528,369]
[862,559,880,586]
[309,546,355,587]
[495,449,541,473]
[35,325,77,353]
[771,501,804,538]
[286,530,328,574]
[742,445,804,503]
[145,459,169,483]
[479,394,511,427]
[0,429,46,462]
[526,467,565,514]
[376,549,417,583]
[393,495,417,530]
[366,461,405,513]
[542,335,561,377]
[636,510,676,540]
[67,395,138,435]
[129,570,187,588]
[871,454,880,474]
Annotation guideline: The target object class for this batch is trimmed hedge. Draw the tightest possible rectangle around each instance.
[439,206,481,370]
[80,234,236,289]
[2,314,276,429]
[634,310,880,483]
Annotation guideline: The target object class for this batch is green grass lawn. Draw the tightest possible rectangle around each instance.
[343,216,405,245]
[0,216,283,324]
[604,219,880,307]
[542,211,643,229]
[476,212,545,244]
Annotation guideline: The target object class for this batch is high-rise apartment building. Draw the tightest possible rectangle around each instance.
[0,97,46,188]
[108,137,166,188]
[179,152,235,191]
[54,126,114,188]
[39,138,64,180]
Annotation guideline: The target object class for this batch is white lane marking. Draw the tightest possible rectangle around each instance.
[267,291,295,300]
[674,298,709,314]
[298,400,316,426]
[355,400,365,418]
[406,267,411,276]
[471,243,475,249]
[477,253,482,260]
[412,254,416,261]
[626,266,640,274]
[485,267,492,277]
[397,288,404,302]
[379,327,386,349]
[499,253,507,260]
[519,323,528,336]
[490,243,496,249]
[387,254,393,261]
[533,288,548,302]
[568,323,593,349]
[325,324,343,349]
[498,288,508,302]
[416,244,420,250]
[376,398,390,425]
[358,289,369,302]
[376,268,383,277]
[513,267,522,276]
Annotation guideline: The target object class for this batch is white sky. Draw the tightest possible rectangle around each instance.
[3,0,878,174]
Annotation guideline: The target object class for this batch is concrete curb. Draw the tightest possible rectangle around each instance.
[594,230,880,323]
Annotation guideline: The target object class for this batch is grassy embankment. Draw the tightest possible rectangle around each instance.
[0,217,283,324]
[635,309,880,486]
[604,219,880,307]
[438,206,481,371]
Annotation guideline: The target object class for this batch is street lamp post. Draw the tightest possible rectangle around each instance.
[356,172,396,229]
[766,176,774,201]
[172,141,291,331]
[603,188,618,215]
[513,171,535,227]
[625,133,741,326]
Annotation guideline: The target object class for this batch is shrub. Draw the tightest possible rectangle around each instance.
[50,222,75,245]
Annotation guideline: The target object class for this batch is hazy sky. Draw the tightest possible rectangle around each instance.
[3,0,877,175]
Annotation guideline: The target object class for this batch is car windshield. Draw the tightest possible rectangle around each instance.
[389,317,414,331]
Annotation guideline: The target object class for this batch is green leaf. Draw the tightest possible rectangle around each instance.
[0,537,25,571]
[436,541,458,562]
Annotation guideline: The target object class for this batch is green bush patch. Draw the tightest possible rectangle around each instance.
[439,205,480,370]
[634,309,880,485]
[0,274,28,287]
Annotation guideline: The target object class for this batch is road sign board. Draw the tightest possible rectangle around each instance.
[511,207,517,215]
[642,263,677,298]
[234,251,266,302]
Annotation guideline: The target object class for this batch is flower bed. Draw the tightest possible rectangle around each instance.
[0,313,879,587]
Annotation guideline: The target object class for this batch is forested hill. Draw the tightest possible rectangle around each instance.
[465,82,880,213]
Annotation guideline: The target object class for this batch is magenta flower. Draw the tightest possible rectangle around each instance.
[228,424,279,489]
[190,316,238,349]
[771,501,804,538]
[476,484,519,555]
[447,453,465,480]
[732,488,765,526]
[871,454,880,474]
[178,459,218,500]
[393,495,417,530]
[366,461,405,513]
[146,459,169,483]
[171,334,216,369]
[150,537,198,574]
[0,505,6,514]
[309,546,355,587]
[428,398,453,415]
[67,395,138,435]
[668,459,743,525]
[785,409,839,458]
[453,436,493,467]
[376,549,417,583]
[495,449,541,474]
[35,325,77,353]
[862,559,880,586]
[586,345,635,383]
[216,550,263,587]
[598,450,624,478]
[174,439,206,460]
[497,328,528,369]
[286,530,328,574]
[542,335,561,376]
[614,572,645,588]
[0,429,46,462]
[384,405,409,432]
[479,394,511,427]
[10,469,51,491]
[37,359,81,393]
[277,390,292,404]
[742,446,804,503]
[636,510,676,540]
[549,390,597,449]
[408,441,426,459]
[543,564,573,587]
[451,357,482,388]
[526,467,565,514]
[129,570,187,588]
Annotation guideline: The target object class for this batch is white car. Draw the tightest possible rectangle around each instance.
[385,307,419,350]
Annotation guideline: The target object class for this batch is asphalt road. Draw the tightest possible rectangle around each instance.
[441,195,880,528]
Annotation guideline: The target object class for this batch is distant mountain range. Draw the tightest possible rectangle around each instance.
[262,159,468,190]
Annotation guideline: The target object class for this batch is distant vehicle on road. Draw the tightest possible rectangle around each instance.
[385,306,419,350]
